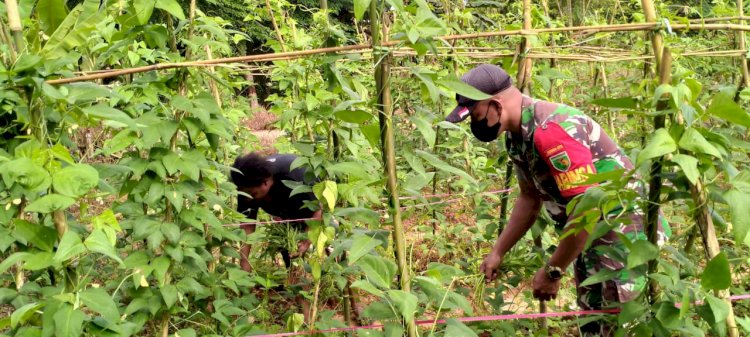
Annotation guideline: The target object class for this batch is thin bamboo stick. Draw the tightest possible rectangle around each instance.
[737,0,750,88]
[5,0,23,52]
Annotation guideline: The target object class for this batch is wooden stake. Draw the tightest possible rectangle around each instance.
[265,0,286,52]
[737,0,750,88]
[371,3,415,337]
[5,0,23,53]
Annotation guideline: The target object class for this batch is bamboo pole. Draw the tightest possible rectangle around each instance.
[641,0,665,304]
[45,23,750,85]
[371,3,415,337]
[265,0,286,52]
[737,0,750,88]
[5,0,23,53]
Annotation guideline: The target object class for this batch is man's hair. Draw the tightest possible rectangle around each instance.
[231,153,272,188]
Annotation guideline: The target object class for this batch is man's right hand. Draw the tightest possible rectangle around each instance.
[480,250,504,283]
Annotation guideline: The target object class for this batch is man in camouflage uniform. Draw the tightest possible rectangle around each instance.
[445,64,669,336]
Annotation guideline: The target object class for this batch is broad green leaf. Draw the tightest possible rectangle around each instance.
[706,295,730,323]
[23,252,54,270]
[354,0,372,20]
[80,288,119,324]
[438,78,492,101]
[445,318,478,337]
[701,252,731,290]
[0,158,51,191]
[618,300,647,325]
[82,104,136,129]
[579,269,619,287]
[655,301,681,329]
[53,304,86,337]
[678,128,721,158]
[0,252,30,274]
[636,128,676,165]
[13,219,57,252]
[162,152,182,176]
[154,0,185,19]
[356,255,396,289]
[327,162,370,180]
[11,302,42,328]
[84,229,123,264]
[53,231,86,264]
[37,0,68,34]
[53,164,99,197]
[410,114,436,148]
[25,194,76,213]
[350,280,384,297]
[50,143,75,164]
[416,150,476,184]
[706,91,750,127]
[627,240,659,269]
[386,290,417,322]
[348,234,383,266]
[724,187,750,246]
[133,0,156,25]
[65,83,112,104]
[334,109,373,124]
[362,301,397,320]
[152,256,171,286]
[313,180,337,212]
[671,154,699,185]
[160,284,178,308]
[591,97,639,109]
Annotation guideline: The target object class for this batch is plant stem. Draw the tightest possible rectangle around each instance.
[265,0,286,52]
[5,0,23,53]
[737,0,750,88]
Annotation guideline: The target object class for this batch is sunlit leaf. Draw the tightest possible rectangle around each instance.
[701,252,731,290]
[678,128,722,158]
[670,154,699,185]
[627,240,659,268]
[155,0,185,20]
[706,91,750,127]
[348,234,382,266]
[354,0,371,20]
[636,128,676,165]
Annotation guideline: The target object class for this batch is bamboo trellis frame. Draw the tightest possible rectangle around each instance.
[46,20,750,85]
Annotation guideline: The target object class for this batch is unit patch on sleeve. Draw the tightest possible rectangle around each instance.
[533,122,597,198]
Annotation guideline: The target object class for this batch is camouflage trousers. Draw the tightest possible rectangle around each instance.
[572,212,671,336]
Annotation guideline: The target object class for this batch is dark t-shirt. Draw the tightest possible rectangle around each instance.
[237,154,317,221]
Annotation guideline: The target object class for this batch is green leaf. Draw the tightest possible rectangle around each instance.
[13,219,57,252]
[579,269,619,287]
[160,284,178,308]
[591,97,639,109]
[354,0,372,20]
[438,78,492,101]
[327,162,370,180]
[706,295,730,323]
[356,255,396,289]
[161,153,181,176]
[132,0,156,25]
[618,300,647,325]
[84,229,124,264]
[706,91,750,127]
[334,109,373,124]
[636,128,676,165]
[50,143,75,164]
[152,256,171,286]
[23,251,55,270]
[25,194,76,213]
[82,104,136,129]
[386,290,417,322]
[313,180,337,212]
[416,150,476,184]
[670,154,700,185]
[627,240,659,269]
[678,128,722,158]
[701,252,731,290]
[80,288,119,324]
[11,302,42,328]
[348,234,383,266]
[0,158,51,191]
[445,318,478,337]
[53,231,86,264]
[53,304,86,337]
[53,164,99,197]
[410,114,436,148]
[729,201,750,249]
[37,0,68,34]
[350,280,384,297]
[154,0,185,20]
[0,252,30,274]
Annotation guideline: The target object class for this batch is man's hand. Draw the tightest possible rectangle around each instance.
[532,267,561,301]
[480,251,504,283]
[290,239,312,258]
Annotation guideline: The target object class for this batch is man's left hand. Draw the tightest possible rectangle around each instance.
[290,239,312,258]
[532,268,561,301]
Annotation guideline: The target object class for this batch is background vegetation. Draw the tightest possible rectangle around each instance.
[1,0,750,336]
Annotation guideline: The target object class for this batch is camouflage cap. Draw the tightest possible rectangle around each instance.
[445,64,513,123]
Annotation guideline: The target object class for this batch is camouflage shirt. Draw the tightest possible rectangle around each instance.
[505,97,635,226]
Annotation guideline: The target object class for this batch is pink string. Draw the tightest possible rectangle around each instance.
[245,294,750,337]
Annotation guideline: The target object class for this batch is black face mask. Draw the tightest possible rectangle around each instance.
[471,118,501,142]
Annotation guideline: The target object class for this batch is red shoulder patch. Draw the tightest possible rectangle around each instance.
[533,123,596,198]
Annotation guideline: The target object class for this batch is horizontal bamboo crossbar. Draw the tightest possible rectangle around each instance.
[46,21,750,84]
